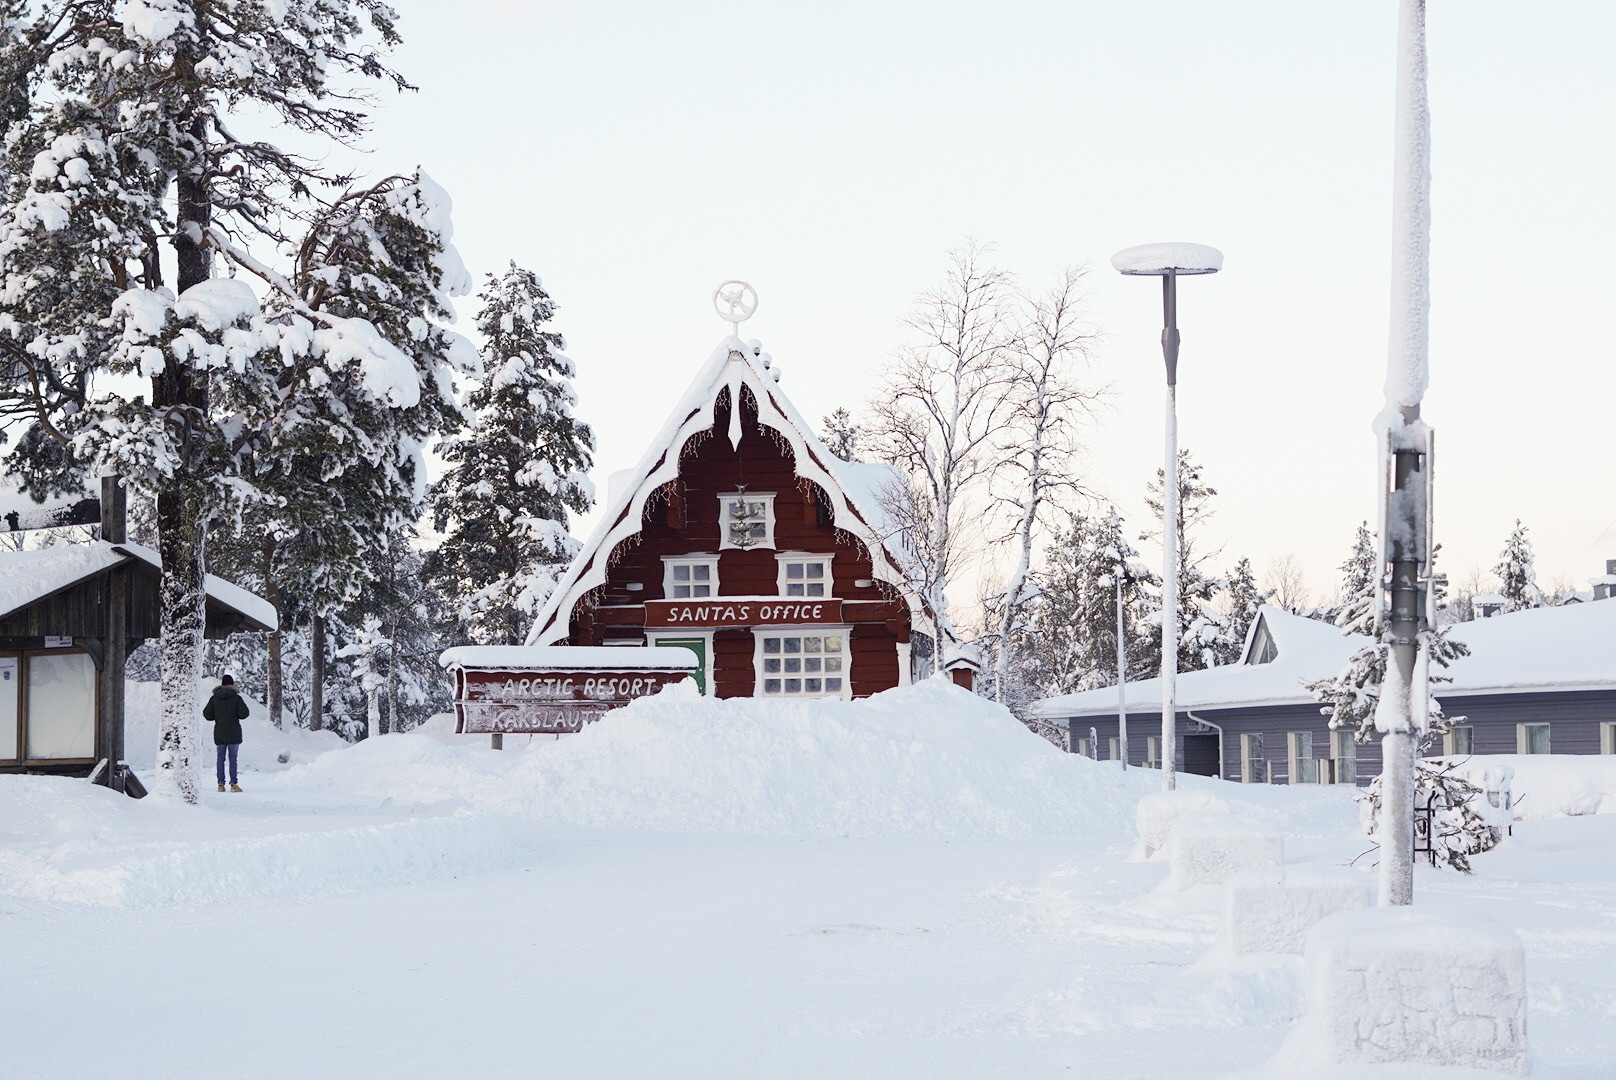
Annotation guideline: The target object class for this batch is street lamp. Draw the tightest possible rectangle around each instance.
[1112,241,1222,791]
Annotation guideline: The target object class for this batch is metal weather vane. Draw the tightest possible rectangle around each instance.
[713,280,758,331]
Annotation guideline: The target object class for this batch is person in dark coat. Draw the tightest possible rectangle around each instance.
[204,674,249,792]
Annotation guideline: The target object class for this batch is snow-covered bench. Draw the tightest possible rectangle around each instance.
[1221,865,1372,956]
[1165,812,1283,890]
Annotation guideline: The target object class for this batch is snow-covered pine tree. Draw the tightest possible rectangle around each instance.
[1217,556,1264,666]
[1307,523,1469,744]
[1141,449,1229,673]
[820,407,861,462]
[429,263,594,646]
[1492,519,1544,613]
[0,3,467,801]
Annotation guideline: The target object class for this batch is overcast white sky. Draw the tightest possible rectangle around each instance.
[351,0,1613,608]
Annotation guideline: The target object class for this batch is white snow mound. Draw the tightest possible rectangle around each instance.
[284,679,1157,839]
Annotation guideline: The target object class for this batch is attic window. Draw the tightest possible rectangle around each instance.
[719,492,775,550]
[776,554,831,597]
[1248,622,1278,665]
[662,556,718,599]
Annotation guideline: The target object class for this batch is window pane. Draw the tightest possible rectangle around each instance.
[807,583,825,597]
[804,658,821,673]
[747,522,766,539]
[805,678,822,693]
[692,565,710,581]
[672,585,689,598]
[693,584,711,597]
[824,636,843,653]
[787,563,804,579]
[764,679,781,694]
[785,679,801,693]
[824,657,842,673]
[806,563,824,579]
[784,658,801,673]
[1455,727,1473,754]
[787,584,804,597]
[826,678,842,692]
[0,655,17,760]
[783,637,801,652]
[26,652,95,759]
[763,638,781,654]
[803,637,822,653]
[674,565,690,581]
[764,658,781,674]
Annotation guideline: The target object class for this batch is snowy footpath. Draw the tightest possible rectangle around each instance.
[3,681,1615,1079]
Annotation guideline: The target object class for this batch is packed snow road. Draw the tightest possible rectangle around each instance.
[4,682,1615,1078]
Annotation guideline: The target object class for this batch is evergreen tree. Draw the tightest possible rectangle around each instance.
[0,3,466,801]
[1218,556,1264,665]
[1141,449,1228,673]
[1492,520,1544,612]
[430,264,594,645]
[820,406,861,462]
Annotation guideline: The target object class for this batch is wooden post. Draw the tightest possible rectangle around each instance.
[96,475,128,789]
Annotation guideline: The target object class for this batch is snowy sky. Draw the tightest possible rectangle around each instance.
[339,0,1611,607]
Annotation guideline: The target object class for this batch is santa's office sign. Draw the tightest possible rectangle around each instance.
[643,598,843,629]
[451,667,691,735]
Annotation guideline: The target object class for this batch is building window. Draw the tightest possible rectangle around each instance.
[1443,725,1474,756]
[776,554,831,597]
[1145,736,1161,770]
[1602,722,1616,756]
[1075,738,1093,759]
[25,651,96,760]
[755,630,847,698]
[1108,737,1120,762]
[1287,731,1316,784]
[662,556,718,599]
[1248,622,1278,665]
[1329,729,1357,785]
[1517,723,1551,755]
[1240,732,1265,784]
[718,492,775,550]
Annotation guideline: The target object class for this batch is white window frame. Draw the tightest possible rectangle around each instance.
[1602,722,1616,756]
[1443,725,1475,757]
[753,625,851,700]
[1287,731,1316,784]
[775,553,833,598]
[1075,737,1092,760]
[718,492,776,550]
[661,555,719,599]
[1517,722,1551,755]
[1107,736,1120,763]
[1329,729,1357,785]
[1240,733,1265,784]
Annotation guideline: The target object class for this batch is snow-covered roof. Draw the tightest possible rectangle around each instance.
[439,645,699,671]
[0,540,277,631]
[527,335,928,645]
[0,481,98,532]
[1033,600,1616,719]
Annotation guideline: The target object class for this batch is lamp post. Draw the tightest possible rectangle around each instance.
[1112,242,1222,792]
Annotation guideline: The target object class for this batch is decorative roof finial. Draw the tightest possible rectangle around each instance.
[713,280,757,331]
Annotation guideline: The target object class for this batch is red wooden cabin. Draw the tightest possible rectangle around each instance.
[529,337,933,699]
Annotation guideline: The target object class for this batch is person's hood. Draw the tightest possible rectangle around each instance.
[212,684,240,698]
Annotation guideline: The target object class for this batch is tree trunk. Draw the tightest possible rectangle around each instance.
[153,484,206,803]
[383,614,397,736]
[262,536,283,729]
[310,612,325,732]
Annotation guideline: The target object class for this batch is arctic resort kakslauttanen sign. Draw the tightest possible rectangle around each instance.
[452,668,691,735]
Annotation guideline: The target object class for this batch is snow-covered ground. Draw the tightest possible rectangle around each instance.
[4,680,1615,1078]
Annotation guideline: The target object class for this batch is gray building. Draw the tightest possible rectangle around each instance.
[1032,600,1616,785]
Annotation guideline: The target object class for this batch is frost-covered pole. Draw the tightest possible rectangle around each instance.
[1376,0,1433,908]
[1111,241,1222,793]
[1115,571,1129,771]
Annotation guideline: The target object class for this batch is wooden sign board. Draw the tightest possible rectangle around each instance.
[643,598,843,629]
[452,667,691,735]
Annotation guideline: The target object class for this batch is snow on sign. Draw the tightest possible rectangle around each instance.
[440,646,697,735]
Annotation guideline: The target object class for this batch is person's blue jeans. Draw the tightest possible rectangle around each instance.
[216,744,239,785]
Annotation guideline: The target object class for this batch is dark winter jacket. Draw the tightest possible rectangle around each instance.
[203,685,249,746]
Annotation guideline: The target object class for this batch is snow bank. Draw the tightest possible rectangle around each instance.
[1434,754,1616,820]
[283,679,1158,839]
[1274,907,1530,1076]
[1221,866,1372,956]
[1165,813,1284,889]
[124,679,346,774]
[1134,788,1231,861]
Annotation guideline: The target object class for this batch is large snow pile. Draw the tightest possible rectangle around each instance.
[1220,866,1372,956]
[1164,812,1284,889]
[282,679,1157,839]
[1274,907,1530,1076]
[1433,754,1616,820]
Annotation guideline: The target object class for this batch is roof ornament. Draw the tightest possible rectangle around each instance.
[713,280,758,332]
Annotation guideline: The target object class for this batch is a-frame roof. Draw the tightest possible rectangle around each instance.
[528,335,926,645]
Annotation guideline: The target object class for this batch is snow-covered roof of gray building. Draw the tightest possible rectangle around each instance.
[1032,600,1616,719]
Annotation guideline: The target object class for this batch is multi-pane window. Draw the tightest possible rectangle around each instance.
[1241,732,1265,784]
[776,555,831,597]
[756,632,846,698]
[1330,729,1357,785]
[662,556,718,599]
[718,492,775,550]
[1108,737,1120,762]
[1288,731,1316,784]
[1443,725,1475,756]
[1602,722,1616,756]
[1517,723,1551,755]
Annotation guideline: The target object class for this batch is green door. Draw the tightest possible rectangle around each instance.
[653,637,707,694]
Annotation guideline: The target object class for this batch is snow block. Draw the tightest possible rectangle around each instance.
[1221,866,1372,956]
[1132,789,1231,861]
[1296,907,1529,1074]
[1165,812,1283,889]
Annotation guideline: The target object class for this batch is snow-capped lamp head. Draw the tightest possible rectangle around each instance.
[1111,242,1222,387]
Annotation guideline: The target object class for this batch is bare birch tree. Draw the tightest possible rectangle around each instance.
[870,243,1019,654]
[986,267,1102,702]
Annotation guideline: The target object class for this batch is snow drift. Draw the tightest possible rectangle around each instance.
[284,679,1157,839]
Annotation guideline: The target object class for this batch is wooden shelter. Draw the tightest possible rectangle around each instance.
[528,334,935,700]
[0,477,275,789]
